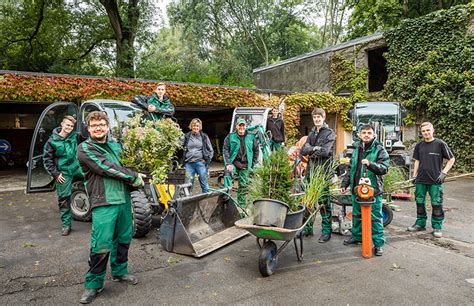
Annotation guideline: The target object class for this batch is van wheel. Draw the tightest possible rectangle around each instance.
[71,181,92,222]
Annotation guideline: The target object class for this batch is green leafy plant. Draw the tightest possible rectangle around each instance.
[301,161,336,211]
[120,115,184,184]
[384,165,409,193]
[248,148,299,212]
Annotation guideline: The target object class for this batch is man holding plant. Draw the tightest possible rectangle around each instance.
[147,82,175,120]
[223,118,259,209]
[78,111,145,303]
[301,108,335,243]
[341,124,389,256]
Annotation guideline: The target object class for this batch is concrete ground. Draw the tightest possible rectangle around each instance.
[0,172,473,305]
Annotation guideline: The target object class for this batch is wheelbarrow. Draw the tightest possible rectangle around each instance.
[235,206,321,277]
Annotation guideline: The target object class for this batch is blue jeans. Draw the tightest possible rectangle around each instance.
[184,161,209,193]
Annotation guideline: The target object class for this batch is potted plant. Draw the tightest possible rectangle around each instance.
[248,148,301,227]
[120,115,184,184]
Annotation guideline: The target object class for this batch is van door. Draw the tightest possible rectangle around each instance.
[26,102,78,193]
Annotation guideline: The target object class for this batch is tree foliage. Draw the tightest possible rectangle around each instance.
[346,0,471,39]
[166,0,323,84]
[0,0,156,77]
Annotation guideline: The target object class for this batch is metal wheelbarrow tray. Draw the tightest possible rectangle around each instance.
[235,207,320,277]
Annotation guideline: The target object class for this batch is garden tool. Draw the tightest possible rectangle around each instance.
[354,165,375,258]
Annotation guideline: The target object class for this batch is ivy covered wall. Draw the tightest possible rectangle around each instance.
[0,72,351,143]
[384,4,473,171]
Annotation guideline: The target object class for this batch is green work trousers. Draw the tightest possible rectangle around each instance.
[224,167,250,208]
[55,167,83,228]
[350,194,384,247]
[414,183,444,229]
[85,200,133,289]
[270,140,282,151]
[303,192,332,235]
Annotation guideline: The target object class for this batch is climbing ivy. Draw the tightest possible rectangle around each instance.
[384,4,473,171]
[330,52,368,103]
[284,92,352,141]
[0,72,351,144]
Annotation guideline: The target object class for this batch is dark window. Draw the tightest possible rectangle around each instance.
[367,46,388,92]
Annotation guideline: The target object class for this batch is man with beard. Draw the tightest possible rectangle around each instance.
[78,111,145,303]
[341,124,390,256]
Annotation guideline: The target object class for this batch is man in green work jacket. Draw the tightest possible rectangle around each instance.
[223,118,259,209]
[341,124,390,256]
[147,82,175,120]
[43,115,83,236]
[78,111,145,304]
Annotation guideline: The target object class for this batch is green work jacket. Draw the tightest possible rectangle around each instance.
[341,139,390,196]
[223,132,259,170]
[43,128,81,179]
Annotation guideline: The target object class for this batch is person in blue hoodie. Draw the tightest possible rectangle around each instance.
[43,115,83,236]
[147,83,175,120]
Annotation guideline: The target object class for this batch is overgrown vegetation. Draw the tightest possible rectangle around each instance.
[384,4,474,171]
[330,53,368,103]
[120,115,183,184]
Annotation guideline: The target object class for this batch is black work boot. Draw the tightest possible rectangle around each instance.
[343,238,361,246]
[79,288,103,304]
[318,233,331,243]
[112,274,138,285]
[374,246,384,256]
[61,227,71,236]
[407,224,425,232]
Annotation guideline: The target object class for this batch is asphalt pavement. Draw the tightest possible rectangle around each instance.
[0,174,473,305]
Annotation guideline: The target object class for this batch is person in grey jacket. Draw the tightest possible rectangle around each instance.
[183,118,214,193]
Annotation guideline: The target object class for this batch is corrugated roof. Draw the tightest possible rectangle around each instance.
[253,32,384,73]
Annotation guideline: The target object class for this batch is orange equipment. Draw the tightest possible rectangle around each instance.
[354,166,375,259]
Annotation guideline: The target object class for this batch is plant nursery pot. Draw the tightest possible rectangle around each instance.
[253,198,289,227]
[283,205,306,229]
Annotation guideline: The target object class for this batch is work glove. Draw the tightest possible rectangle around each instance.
[132,173,146,187]
[436,171,447,184]
[312,145,322,152]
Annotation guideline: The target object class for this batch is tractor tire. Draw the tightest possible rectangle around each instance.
[131,190,153,238]
[71,181,92,222]
[382,203,394,227]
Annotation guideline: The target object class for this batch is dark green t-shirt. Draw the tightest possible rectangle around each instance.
[413,138,454,184]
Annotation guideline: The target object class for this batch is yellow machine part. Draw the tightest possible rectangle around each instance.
[156,184,175,210]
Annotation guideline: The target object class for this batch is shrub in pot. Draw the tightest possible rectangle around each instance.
[248,148,300,227]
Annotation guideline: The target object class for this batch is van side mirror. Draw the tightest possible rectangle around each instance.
[347,108,354,119]
[400,105,407,120]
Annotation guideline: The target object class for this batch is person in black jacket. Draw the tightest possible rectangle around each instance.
[78,111,145,304]
[183,118,214,193]
[301,108,335,243]
[266,107,285,151]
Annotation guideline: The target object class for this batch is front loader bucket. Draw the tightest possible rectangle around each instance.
[159,188,248,257]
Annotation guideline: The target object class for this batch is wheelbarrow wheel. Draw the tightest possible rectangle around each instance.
[258,241,278,277]
[382,204,393,227]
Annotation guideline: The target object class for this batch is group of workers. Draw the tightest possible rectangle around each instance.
[42,82,455,303]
